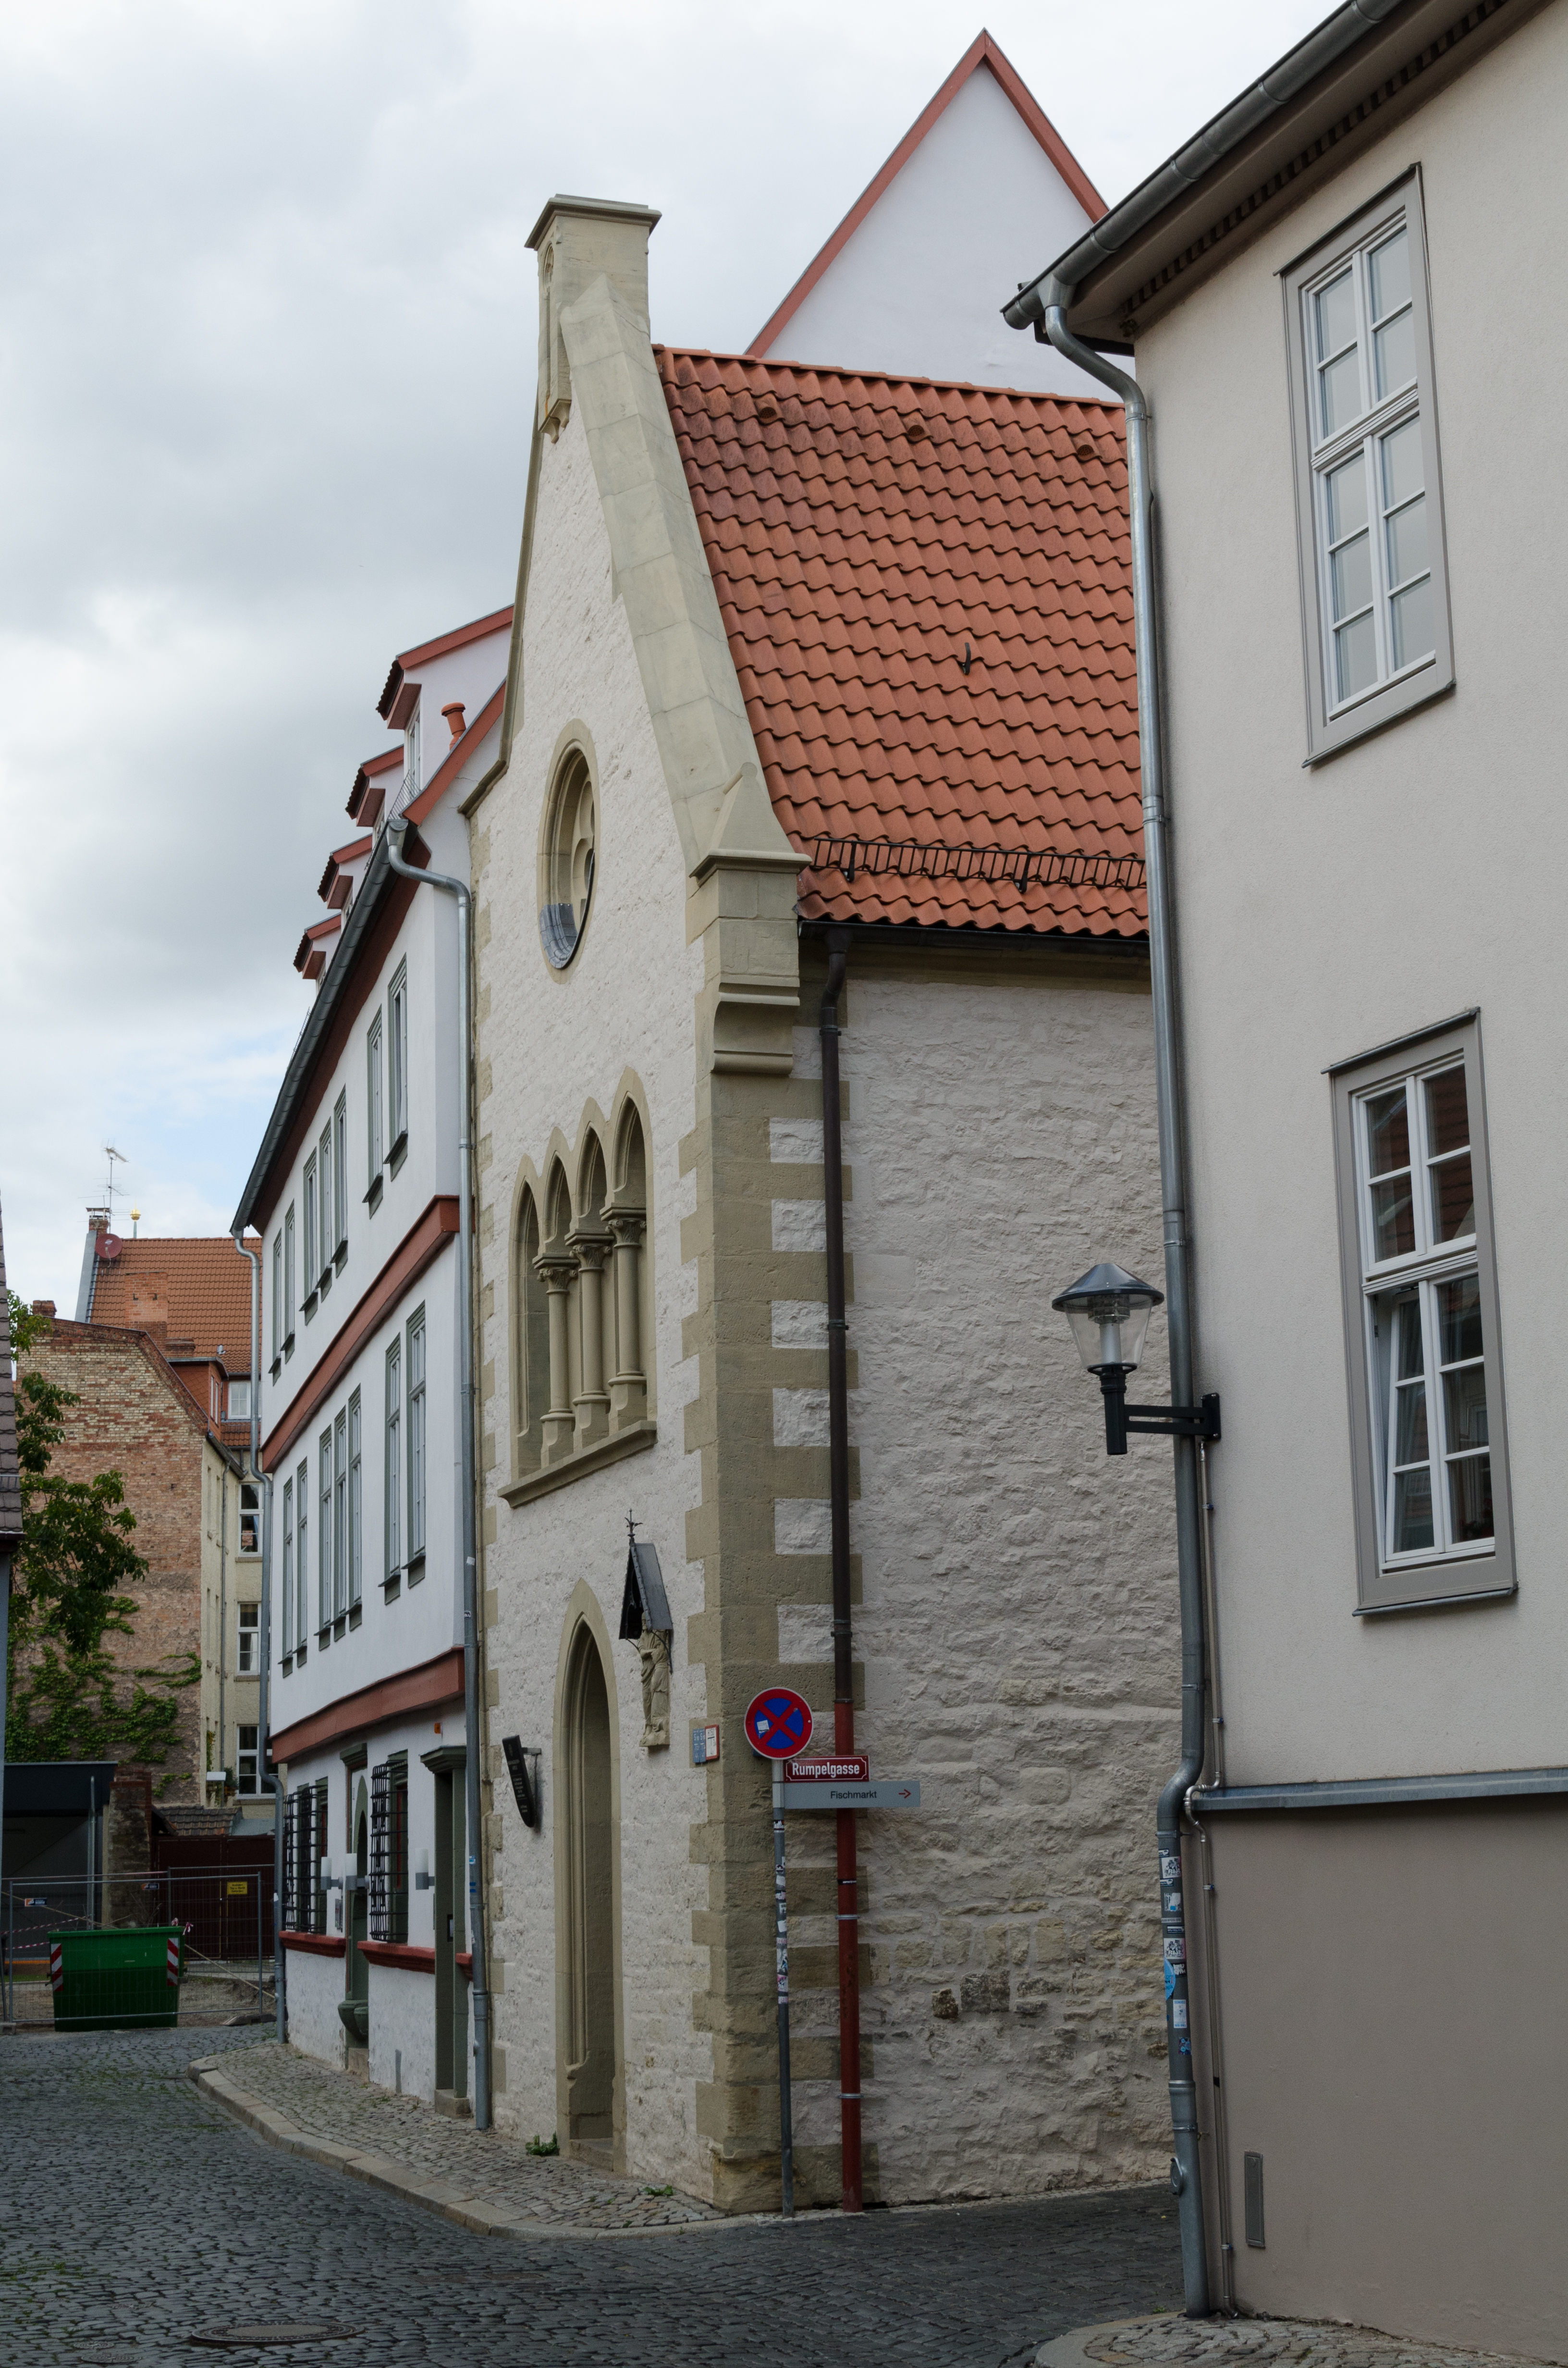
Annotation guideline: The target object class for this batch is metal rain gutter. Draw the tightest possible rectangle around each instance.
[1002,0,1409,333]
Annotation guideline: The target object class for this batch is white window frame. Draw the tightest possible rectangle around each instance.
[295,1457,310,1650]
[367,1014,384,1195]
[303,1154,318,1295]
[1331,1014,1513,1613]
[347,1391,362,1608]
[238,1602,259,1674]
[317,1118,333,1290]
[271,1233,282,1365]
[333,1091,349,1249]
[333,1407,348,1619]
[318,1427,333,1632]
[385,1338,402,1579]
[1284,170,1453,762]
[283,1204,296,1346]
[407,1308,426,1565]
[281,1481,293,1658]
[237,1726,259,1796]
[388,960,409,1156]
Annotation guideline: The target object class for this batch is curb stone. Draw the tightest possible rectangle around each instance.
[187,2061,773,2242]
[1038,2319,1171,2368]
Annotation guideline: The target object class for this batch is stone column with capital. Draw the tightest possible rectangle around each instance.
[606,1208,646,1431]
[568,1230,613,1451]
[534,1251,577,1465]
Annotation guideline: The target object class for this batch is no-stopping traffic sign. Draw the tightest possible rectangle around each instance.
[743,1688,814,1760]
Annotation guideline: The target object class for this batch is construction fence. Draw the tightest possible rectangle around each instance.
[1,1866,278,2028]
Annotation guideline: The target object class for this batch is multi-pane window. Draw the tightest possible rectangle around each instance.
[237,1727,259,1795]
[1358,1063,1489,1564]
[1286,174,1451,760]
[303,1155,318,1293]
[347,1393,362,1608]
[1334,1020,1513,1612]
[238,1603,259,1674]
[333,1092,349,1248]
[284,1205,296,1344]
[389,962,408,1151]
[318,1427,333,1630]
[385,1339,402,1577]
[333,1408,348,1619]
[238,1481,259,1554]
[317,1121,332,1289]
[281,1482,294,1656]
[230,1378,252,1422]
[295,1457,310,1648]
[271,1233,282,1362]
[407,1311,427,1562]
[368,1015,384,1190]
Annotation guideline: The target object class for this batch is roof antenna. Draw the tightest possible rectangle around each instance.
[103,1145,127,1212]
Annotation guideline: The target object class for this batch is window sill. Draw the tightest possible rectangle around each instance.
[281,1654,293,1677]
[335,1241,348,1273]
[388,1131,408,1178]
[348,1603,363,1630]
[270,1359,282,1382]
[303,1292,318,1324]
[502,1419,658,1506]
[406,1553,426,1587]
[333,1614,347,1640]
[283,1334,295,1360]
[1355,1570,1516,1616]
[294,1642,307,1666]
[317,1626,331,1650]
[366,1178,383,1214]
[383,1572,402,1602]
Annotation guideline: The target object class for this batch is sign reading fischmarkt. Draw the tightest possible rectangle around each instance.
[781,1779,921,1811]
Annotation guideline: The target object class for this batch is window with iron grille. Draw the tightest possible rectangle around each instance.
[314,1779,330,1933]
[390,1755,409,1943]
[284,1791,298,1928]
[369,1759,392,1941]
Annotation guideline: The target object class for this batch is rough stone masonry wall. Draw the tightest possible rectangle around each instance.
[766,944,1179,2206]
[19,1326,204,1801]
[471,398,712,2182]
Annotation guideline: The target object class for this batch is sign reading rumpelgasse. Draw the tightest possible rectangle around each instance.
[784,1755,870,1782]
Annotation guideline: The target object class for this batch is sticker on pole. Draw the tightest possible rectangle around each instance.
[743,1688,814,1760]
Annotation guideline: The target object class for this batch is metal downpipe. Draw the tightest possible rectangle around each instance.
[233,1230,285,2044]
[819,925,861,2213]
[387,815,491,2132]
[1039,306,1211,2315]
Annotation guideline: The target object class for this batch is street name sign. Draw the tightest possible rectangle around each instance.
[784,1755,869,1783]
[782,1779,921,1811]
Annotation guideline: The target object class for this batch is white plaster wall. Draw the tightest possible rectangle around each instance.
[760,63,1111,401]
[476,400,710,2175]
[283,1945,345,2071]
[1136,7,1568,1782]
[368,1963,437,2101]
[772,962,1177,2200]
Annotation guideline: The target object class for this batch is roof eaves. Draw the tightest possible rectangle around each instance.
[235,825,415,1232]
[1006,0,1483,341]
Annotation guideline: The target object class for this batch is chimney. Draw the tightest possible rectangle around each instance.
[526,194,661,441]
[441,701,466,742]
[30,1299,56,1322]
[75,1208,111,1322]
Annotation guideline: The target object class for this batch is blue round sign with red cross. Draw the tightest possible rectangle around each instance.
[743,1687,814,1760]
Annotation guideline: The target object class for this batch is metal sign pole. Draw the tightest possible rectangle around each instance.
[772,1756,794,2219]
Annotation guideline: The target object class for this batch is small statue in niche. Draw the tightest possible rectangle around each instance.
[620,1514,674,1751]
[638,1628,671,1751]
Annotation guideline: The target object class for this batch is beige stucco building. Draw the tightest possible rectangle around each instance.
[466,191,1194,2212]
[1017,0,1568,2353]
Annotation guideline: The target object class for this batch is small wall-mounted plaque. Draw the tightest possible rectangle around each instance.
[690,1723,720,1766]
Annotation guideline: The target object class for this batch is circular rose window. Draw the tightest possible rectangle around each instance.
[538,747,596,968]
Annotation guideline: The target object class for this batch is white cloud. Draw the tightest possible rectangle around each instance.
[0,0,1326,1306]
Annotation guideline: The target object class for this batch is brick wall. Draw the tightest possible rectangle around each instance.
[19,1323,207,1803]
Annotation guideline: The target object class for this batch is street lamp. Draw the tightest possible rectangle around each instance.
[1052,1261,1221,1456]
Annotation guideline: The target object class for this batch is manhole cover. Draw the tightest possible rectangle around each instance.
[189,2328,353,2350]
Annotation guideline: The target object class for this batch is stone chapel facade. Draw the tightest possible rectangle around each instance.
[468,195,1179,2210]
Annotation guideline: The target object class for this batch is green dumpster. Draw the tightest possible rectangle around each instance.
[49,1925,184,2032]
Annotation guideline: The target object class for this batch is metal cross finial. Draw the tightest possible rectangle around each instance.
[626,1509,638,1542]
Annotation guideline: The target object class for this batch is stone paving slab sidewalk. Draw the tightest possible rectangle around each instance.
[190,2039,728,2239]
[1040,2311,1547,2368]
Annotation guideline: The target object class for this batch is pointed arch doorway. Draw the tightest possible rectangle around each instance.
[558,1616,621,2163]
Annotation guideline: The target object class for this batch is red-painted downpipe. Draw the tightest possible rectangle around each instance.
[819,925,861,2212]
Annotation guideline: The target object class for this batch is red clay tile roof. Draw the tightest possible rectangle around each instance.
[657,350,1144,938]
[86,1236,262,1373]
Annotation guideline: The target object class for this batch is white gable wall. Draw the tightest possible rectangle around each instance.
[758,65,1112,400]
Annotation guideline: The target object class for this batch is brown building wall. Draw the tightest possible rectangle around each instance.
[1189,1800,1568,2363]
[19,1323,208,1804]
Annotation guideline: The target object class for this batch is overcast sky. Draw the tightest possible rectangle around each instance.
[1,0,1327,1312]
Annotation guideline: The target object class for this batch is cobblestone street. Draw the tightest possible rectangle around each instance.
[1,2026,1184,2367]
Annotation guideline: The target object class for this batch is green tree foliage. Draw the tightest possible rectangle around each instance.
[6,1291,198,1766]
